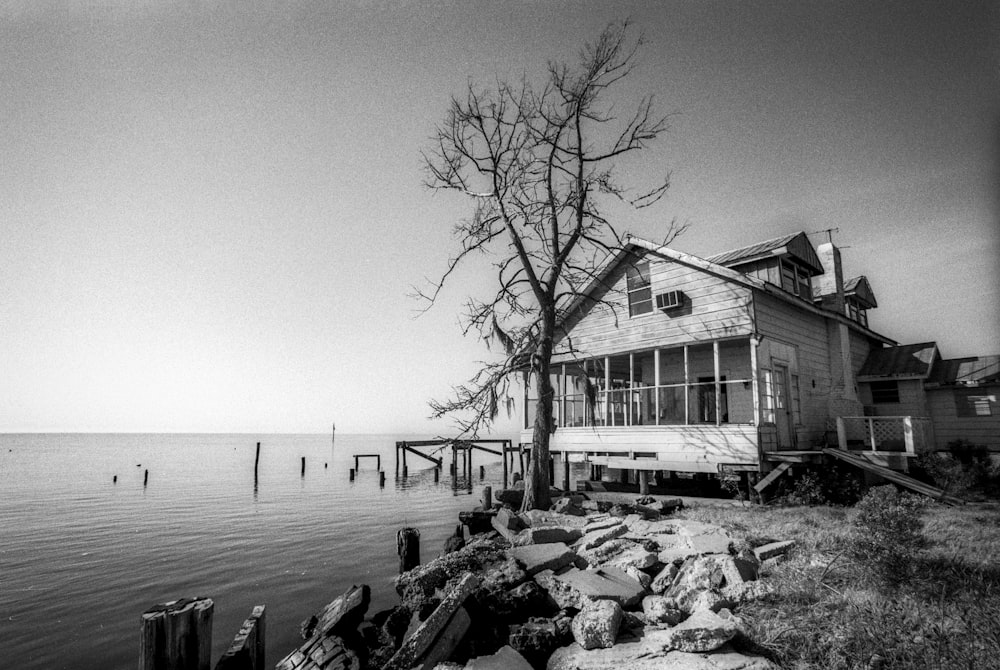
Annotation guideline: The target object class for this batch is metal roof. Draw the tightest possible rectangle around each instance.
[858,343,939,378]
[706,231,824,275]
[928,355,1000,386]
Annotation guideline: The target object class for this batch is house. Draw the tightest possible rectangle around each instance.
[517,231,997,486]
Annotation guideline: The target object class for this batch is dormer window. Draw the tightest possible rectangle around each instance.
[779,258,812,299]
[626,261,653,316]
[847,299,868,327]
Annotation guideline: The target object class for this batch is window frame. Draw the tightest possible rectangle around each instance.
[870,380,901,404]
[626,260,653,317]
[955,388,994,417]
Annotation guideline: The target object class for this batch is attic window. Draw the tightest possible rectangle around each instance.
[779,258,812,299]
[847,299,868,327]
[870,380,900,404]
[626,261,653,316]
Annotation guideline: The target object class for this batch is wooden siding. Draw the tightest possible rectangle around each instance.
[519,425,760,473]
[926,386,1000,450]
[753,292,834,445]
[553,256,753,361]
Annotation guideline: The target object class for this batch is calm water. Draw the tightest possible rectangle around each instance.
[0,433,516,669]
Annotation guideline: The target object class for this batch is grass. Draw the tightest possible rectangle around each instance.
[675,500,1000,669]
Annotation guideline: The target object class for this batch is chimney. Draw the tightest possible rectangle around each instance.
[815,242,845,315]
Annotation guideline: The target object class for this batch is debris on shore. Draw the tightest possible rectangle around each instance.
[276,492,795,670]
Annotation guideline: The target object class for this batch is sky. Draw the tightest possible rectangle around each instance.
[1,0,997,434]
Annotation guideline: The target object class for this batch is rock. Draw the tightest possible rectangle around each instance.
[395,536,506,610]
[508,543,578,576]
[534,569,582,610]
[547,635,779,670]
[478,580,553,622]
[513,526,584,546]
[722,580,774,605]
[665,556,730,614]
[552,497,587,516]
[509,619,565,668]
[548,566,646,608]
[467,645,535,670]
[444,525,467,554]
[571,599,622,650]
[662,609,740,652]
[641,595,685,625]
[618,609,649,633]
[686,589,735,614]
[650,563,679,594]
[753,541,795,562]
[582,516,621,533]
[718,555,759,586]
[481,557,529,591]
[575,523,628,551]
[623,565,652,590]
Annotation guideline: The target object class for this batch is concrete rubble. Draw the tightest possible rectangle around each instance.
[287,491,790,670]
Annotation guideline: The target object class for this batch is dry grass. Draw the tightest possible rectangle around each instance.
[675,501,1000,669]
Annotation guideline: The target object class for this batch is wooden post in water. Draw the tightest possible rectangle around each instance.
[301,457,306,477]
[254,442,261,485]
[397,528,420,573]
[139,597,213,670]
[379,471,386,487]
[349,468,355,481]
[482,485,492,509]
[433,467,439,483]
[215,605,265,670]
[144,469,149,487]
[479,465,485,479]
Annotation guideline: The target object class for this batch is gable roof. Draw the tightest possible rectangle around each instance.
[858,342,939,379]
[706,231,824,275]
[554,234,895,347]
[927,355,1000,387]
[814,275,878,308]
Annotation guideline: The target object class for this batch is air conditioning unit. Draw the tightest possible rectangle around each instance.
[655,290,685,311]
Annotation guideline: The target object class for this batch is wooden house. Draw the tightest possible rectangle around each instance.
[517,231,996,483]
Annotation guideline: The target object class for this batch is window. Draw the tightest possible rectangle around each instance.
[956,389,994,417]
[626,261,653,316]
[847,300,869,327]
[870,380,900,404]
[779,259,812,299]
[696,376,728,423]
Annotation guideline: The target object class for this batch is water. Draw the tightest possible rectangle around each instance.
[0,433,513,670]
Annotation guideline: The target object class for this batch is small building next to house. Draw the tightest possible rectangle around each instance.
[518,231,998,483]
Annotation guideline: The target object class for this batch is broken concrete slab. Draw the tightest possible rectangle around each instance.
[551,497,587,516]
[662,609,739,652]
[507,543,577,576]
[753,541,795,562]
[513,526,584,546]
[383,573,479,670]
[650,563,679,594]
[571,599,622,650]
[547,634,779,670]
[522,509,589,529]
[299,584,370,640]
[575,523,628,551]
[551,566,646,608]
[466,645,534,670]
[412,606,471,670]
[722,580,774,606]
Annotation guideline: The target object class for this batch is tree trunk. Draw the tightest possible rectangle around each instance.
[521,330,554,511]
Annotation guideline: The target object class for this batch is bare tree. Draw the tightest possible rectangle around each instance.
[418,22,684,511]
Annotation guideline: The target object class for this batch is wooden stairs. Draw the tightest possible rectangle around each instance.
[821,448,964,505]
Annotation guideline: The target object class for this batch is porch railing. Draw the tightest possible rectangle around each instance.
[835,416,933,455]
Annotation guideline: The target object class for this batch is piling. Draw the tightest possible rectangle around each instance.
[397,528,420,574]
[403,465,408,477]
[433,468,439,483]
[379,471,386,487]
[139,597,213,670]
[254,442,261,483]
[479,465,485,479]
[113,475,117,484]
[482,485,492,509]
[144,469,149,487]
[216,605,265,670]
[301,457,306,477]
[349,468,355,481]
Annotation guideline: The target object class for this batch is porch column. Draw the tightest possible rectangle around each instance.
[713,340,721,427]
[903,416,914,454]
[628,353,634,426]
[560,364,567,429]
[750,337,760,427]
[605,356,611,427]
[683,345,690,425]
[654,348,661,426]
